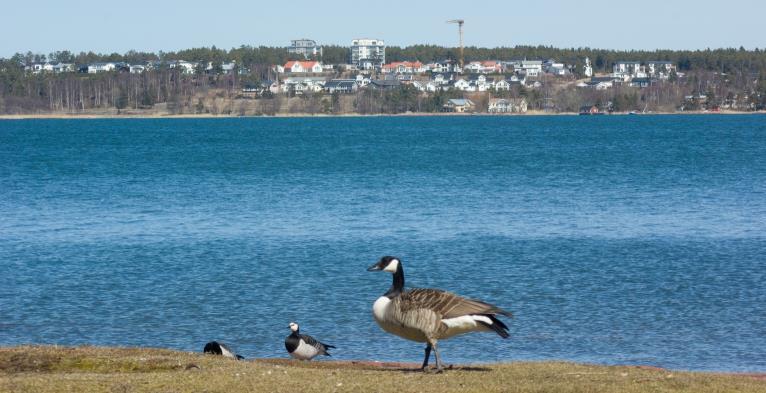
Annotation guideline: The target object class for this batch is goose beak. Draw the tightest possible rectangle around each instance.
[367,263,382,272]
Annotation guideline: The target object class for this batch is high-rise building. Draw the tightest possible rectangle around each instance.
[288,39,322,59]
[350,38,385,69]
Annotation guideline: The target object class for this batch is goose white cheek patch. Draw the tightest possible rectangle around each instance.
[383,259,399,273]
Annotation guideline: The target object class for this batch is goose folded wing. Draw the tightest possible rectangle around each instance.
[300,334,329,351]
[402,288,512,319]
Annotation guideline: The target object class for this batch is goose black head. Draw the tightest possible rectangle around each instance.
[367,256,400,273]
[289,322,299,333]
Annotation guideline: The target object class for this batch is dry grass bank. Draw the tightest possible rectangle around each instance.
[1,346,764,392]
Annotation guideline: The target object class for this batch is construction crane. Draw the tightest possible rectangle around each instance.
[446,19,464,71]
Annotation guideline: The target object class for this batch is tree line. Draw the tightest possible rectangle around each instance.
[6,45,766,76]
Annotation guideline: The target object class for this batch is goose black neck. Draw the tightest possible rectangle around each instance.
[384,263,405,298]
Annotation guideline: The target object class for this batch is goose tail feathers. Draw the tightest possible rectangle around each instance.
[479,314,511,338]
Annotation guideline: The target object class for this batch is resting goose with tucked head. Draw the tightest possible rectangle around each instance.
[284,322,335,360]
[203,341,244,360]
[367,256,512,372]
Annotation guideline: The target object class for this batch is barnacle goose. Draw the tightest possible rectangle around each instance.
[284,322,335,360]
[367,256,512,372]
[203,341,244,360]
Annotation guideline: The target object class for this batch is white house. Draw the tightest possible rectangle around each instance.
[282,77,326,94]
[355,74,371,86]
[580,77,615,90]
[453,78,471,91]
[443,98,474,113]
[488,98,528,113]
[432,73,453,85]
[283,60,324,73]
[129,65,146,74]
[646,61,676,79]
[324,79,358,93]
[495,79,511,91]
[87,62,116,73]
[544,59,568,76]
[424,81,439,92]
[382,61,425,74]
[168,60,197,74]
[613,61,645,80]
[41,62,74,73]
[518,60,543,77]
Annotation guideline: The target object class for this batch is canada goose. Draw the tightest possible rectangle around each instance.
[284,322,335,360]
[203,341,245,360]
[367,256,512,372]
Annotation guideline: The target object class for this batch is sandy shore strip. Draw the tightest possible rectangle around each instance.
[1,110,762,120]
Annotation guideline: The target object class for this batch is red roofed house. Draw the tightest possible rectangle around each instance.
[283,61,324,73]
[381,61,425,74]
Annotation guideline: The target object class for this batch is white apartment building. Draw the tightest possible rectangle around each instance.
[351,38,385,69]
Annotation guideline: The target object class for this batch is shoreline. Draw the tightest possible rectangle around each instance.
[1,345,764,392]
[1,345,762,376]
[0,110,762,120]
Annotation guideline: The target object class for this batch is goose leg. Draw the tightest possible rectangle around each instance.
[421,343,432,370]
[429,339,444,373]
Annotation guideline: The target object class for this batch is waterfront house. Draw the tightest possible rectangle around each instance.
[241,83,262,98]
[443,98,475,113]
[263,80,280,94]
[488,98,528,113]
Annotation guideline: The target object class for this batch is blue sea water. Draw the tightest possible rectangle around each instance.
[0,115,765,372]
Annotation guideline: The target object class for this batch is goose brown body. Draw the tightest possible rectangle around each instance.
[367,256,512,372]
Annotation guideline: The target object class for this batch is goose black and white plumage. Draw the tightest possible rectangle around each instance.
[367,256,512,372]
[203,341,245,360]
[284,322,335,360]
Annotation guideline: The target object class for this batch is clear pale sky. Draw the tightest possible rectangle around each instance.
[2,0,763,57]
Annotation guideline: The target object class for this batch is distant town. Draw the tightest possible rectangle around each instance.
[1,37,765,116]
